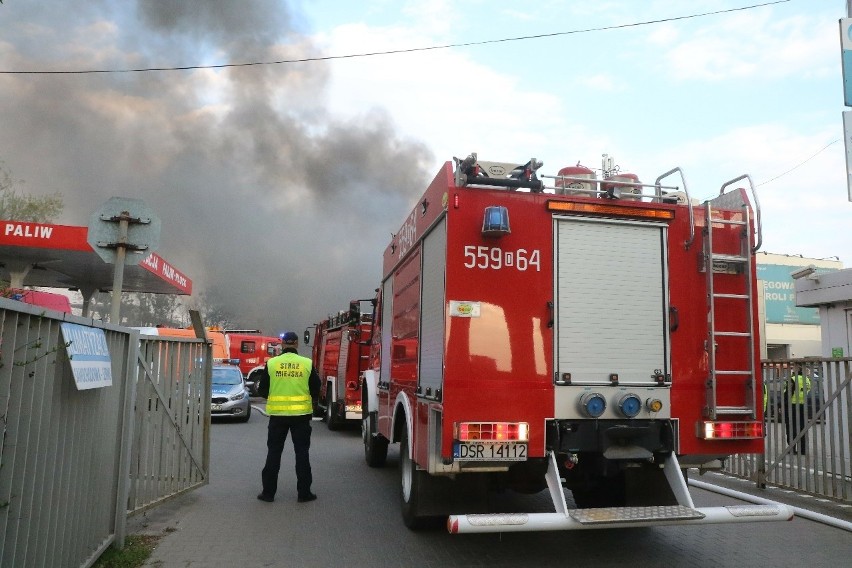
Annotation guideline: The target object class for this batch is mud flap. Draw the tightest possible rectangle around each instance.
[413,470,490,516]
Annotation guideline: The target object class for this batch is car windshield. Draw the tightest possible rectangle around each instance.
[212,367,243,385]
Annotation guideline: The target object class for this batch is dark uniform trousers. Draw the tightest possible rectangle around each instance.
[784,404,808,454]
[261,414,313,498]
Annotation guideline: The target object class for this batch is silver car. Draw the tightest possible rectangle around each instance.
[211,365,252,422]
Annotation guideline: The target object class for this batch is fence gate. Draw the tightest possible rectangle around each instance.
[126,334,211,516]
[725,358,852,503]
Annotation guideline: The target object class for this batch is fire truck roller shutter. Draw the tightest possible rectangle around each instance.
[553,217,670,419]
[380,278,393,385]
[419,216,447,395]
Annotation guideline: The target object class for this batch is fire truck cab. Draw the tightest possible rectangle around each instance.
[360,154,793,532]
[224,330,282,395]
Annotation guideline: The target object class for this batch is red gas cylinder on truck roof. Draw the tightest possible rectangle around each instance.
[555,164,597,196]
[601,172,641,200]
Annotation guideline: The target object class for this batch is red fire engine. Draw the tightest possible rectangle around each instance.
[360,153,793,532]
[308,301,373,430]
[224,330,282,395]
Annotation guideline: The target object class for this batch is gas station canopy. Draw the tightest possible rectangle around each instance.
[0,219,192,295]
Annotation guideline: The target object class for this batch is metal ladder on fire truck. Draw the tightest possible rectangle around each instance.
[703,175,762,422]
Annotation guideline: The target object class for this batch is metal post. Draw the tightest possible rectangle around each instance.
[110,212,129,324]
[114,328,141,548]
[79,284,96,317]
[843,5,852,200]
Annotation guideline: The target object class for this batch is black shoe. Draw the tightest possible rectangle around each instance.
[257,493,274,502]
[297,493,317,503]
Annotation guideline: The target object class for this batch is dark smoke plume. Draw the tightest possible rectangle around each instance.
[0,0,434,334]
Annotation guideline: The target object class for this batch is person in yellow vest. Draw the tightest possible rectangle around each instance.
[256,331,320,503]
[783,365,812,455]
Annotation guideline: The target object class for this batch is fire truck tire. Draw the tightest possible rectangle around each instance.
[239,403,251,423]
[247,371,261,396]
[363,412,388,467]
[400,426,437,530]
[326,400,342,431]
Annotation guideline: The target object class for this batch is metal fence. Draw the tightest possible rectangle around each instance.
[0,299,210,568]
[725,358,852,503]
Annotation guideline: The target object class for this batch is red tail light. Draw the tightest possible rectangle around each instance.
[455,422,529,442]
[698,421,763,440]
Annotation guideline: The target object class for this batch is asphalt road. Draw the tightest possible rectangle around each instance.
[131,403,852,568]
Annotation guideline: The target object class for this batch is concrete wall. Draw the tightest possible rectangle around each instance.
[764,323,823,358]
[795,267,852,358]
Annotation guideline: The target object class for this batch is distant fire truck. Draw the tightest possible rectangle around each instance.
[308,301,373,430]
[360,153,793,532]
[224,330,282,395]
[137,326,230,363]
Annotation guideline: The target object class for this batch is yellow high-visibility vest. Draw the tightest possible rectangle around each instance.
[266,352,313,416]
[784,374,811,405]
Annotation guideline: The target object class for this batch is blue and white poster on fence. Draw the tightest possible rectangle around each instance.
[60,322,113,390]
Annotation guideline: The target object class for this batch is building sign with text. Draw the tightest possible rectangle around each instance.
[757,264,837,325]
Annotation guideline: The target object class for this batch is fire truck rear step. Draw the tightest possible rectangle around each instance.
[569,505,704,524]
[447,452,793,534]
[447,503,793,533]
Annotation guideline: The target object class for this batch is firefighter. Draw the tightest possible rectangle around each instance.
[783,365,811,455]
[256,331,321,503]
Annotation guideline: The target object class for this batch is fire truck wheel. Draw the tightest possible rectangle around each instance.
[400,426,436,530]
[362,411,388,467]
[326,400,342,431]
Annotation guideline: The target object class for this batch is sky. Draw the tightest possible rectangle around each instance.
[0,0,849,336]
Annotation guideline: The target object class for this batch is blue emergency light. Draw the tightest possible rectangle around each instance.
[482,206,510,237]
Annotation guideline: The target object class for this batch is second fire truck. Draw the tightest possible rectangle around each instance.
[360,153,793,532]
[308,301,373,430]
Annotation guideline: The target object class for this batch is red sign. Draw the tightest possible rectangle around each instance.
[1,221,90,251]
[140,253,192,295]
[0,219,192,295]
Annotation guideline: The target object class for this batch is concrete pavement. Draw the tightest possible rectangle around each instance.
[126,403,852,568]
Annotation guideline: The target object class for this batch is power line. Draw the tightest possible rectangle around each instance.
[757,139,840,187]
[0,0,790,75]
